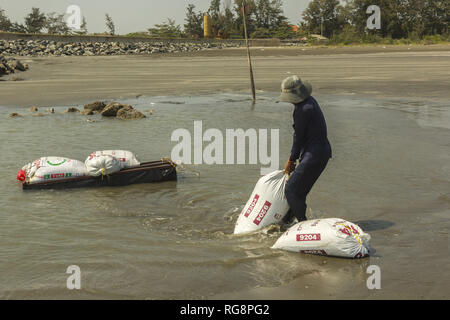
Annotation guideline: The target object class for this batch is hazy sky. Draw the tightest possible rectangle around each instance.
[0,0,311,34]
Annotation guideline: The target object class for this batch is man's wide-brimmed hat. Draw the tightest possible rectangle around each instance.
[276,75,312,104]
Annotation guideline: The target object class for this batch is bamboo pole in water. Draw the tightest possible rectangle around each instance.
[241,4,256,101]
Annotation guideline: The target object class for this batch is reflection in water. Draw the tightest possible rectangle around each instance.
[379,99,450,129]
[354,220,395,232]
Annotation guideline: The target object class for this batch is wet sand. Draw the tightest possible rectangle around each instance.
[1,44,449,107]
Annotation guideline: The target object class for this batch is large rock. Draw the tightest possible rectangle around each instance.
[0,61,13,74]
[116,106,146,120]
[100,102,129,117]
[81,109,94,115]
[0,62,8,76]
[66,107,80,113]
[83,101,106,112]
[7,59,27,72]
[0,55,28,76]
[29,106,38,112]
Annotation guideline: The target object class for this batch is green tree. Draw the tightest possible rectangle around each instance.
[10,22,27,33]
[391,0,448,38]
[420,0,448,36]
[221,6,236,38]
[148,19,183,38]
[74,16,88,35]
[24,7,46,33]
[253,0,287,29]
[105,14,115,35]
[301,0,343,38]
[303,0,448,42]
[351,0,418,38]
[273,24,299,39]
[337,0,353,28]
[208,0,222,36]
[233,0,257,38]
[0,7,12,31]
[184,4,203,38]
[329,24,361,44]
[250,27,273,38]
[45,12,71,34]
[205,0,238,38]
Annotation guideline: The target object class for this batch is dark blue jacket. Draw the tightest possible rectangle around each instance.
[289,96,332,162]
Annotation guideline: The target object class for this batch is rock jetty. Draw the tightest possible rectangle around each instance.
[0,39,238,57]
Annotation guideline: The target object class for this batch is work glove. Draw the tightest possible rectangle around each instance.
[284,159,296,175]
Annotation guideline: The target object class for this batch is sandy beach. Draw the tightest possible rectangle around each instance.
[0,44,449,300]
[1,44,449,107]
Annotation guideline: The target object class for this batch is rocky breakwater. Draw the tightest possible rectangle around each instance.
[0,39,238,57]
[0,54,29,77]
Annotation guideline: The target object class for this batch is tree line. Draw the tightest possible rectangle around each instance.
[126,0,297,39]
[179,0,448,41]
[183,0,297,39]
[0,7,88,35]
[0,2,293,39]
[1,1,448,42]
[301,0,448,43]
[0,7,121,36]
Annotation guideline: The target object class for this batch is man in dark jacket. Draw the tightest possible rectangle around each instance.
[277,75,332,223]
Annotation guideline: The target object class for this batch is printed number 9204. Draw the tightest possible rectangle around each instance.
[296,233,321,241]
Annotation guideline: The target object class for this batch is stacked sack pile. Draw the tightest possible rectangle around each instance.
[17,150,140,184]
[234,171,371,259]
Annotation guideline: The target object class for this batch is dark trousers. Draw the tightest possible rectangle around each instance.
[284,155,329,222]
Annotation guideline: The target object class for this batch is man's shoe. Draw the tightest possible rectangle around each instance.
[280,217,298,232]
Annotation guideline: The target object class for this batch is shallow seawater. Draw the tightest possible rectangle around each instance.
[0,93,448,299]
